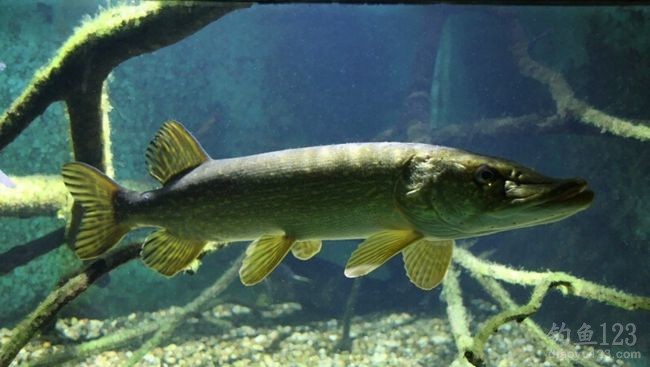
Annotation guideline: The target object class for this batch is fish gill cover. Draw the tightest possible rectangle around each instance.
[0,2,648,367]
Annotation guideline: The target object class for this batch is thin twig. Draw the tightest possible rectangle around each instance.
[123,251,245,367]
[334,278,361,352]
[29,322,160,367]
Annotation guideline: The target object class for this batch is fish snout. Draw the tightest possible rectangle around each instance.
[545,178,593,206]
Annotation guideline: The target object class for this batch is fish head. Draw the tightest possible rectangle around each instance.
[396,148,594,238]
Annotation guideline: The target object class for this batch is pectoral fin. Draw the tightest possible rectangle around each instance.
[141,229,207,276]
[344,230,422,278]
[240,235,296,286]
[291,240,322,260]
[402,239,453,290]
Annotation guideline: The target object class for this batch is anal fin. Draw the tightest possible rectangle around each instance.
[344,230,422,278]
[402,239,453,290]
[240,235,296,286]
[141,229,207,276]
[291,240,322,260]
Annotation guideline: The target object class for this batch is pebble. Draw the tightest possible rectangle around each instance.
[0,302,635,367]
[431,334,451,345]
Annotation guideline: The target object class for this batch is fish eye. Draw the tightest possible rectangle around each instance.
[475,164,497,184]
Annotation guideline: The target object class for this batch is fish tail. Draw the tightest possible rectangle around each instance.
[62,162,131,259]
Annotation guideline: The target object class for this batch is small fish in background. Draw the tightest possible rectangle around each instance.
[261,263,311,305]
[35,2,54,24]
[0,168,16,188]
[273,263,311,284]
[0,61,6,72]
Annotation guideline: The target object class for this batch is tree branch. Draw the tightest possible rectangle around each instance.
[0,227,65,276]
[0,2,250,160]
[0,175,149,218]
[123,251,244,366]
[441,265,474,364]
[472,274,599,367]
[465,280,566,366]
[0,243,140,367]
[509,16,650,142]
[453,247,650,311]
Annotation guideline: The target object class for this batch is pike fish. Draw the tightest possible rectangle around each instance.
[61,121,593,290]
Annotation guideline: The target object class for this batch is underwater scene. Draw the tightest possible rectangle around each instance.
[0,1,649,366]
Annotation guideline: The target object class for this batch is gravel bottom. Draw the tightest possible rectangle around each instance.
[1,302,636,367]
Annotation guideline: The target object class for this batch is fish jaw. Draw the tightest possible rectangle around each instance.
[488,177,594,229]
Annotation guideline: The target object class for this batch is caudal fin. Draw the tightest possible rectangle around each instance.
[62,162,130,259]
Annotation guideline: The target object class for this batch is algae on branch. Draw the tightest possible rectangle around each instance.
[0,1,250,170]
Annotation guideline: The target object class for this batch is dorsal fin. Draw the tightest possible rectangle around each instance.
[145,121,209,184]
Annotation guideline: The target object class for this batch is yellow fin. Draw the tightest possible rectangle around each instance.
[141,229,207,276]
[402,239,454,290]
[240,235,296,286]
[61,162,130,259]
[344,230,422,278]
[291,240,322,260]
[145,121,209,184]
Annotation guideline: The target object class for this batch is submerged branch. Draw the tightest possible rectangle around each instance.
[446,247,649,366]
[30,322,160,367]
[334,278,361,352]
[0,243,140,367]
[0,1,248,257]
[454,247,650,311]
[0,176,68,218]
[374,113,600,144]
[31,253,243,367]
[0,175,150,218]
[510,18,650,142]
[65,83,111,173]
[441,265,473,364]
[466,280,565,366]
[473,274,600,367]
[0,2,249,159]
[124,252,244,366]
[0,227,65,276]
[429,114,595,142]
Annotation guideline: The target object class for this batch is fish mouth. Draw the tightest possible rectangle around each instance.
[508,178,594,210]
[481,178,593,230]
[542,179,594,207]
